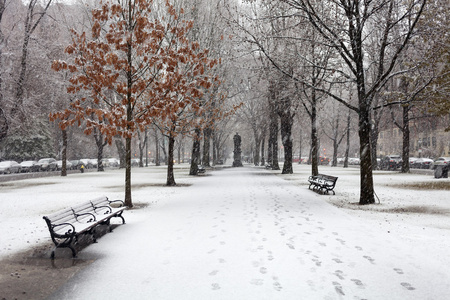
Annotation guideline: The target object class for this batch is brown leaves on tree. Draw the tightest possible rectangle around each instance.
[50,0,222,143]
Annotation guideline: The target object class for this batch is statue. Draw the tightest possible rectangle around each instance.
[232,133,243,167]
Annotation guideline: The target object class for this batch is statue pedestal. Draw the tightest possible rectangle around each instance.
[232,152,243,167]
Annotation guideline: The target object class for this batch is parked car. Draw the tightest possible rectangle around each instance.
[70,160,84,170]
[409,157,419,166]
[348,158,360,165]
[412,157,434,169]
[107,158,120,168]
[20,160,39,172]
[319,156,330,165]
[56,160,73,170]
[101,158,110,168]
[80,159,93,169]
[89,159,98,168]
[0,161,21,174]
[379,155,402,170]
[131,158,140,167]
[37,158,57,172]
[433,157,450,169]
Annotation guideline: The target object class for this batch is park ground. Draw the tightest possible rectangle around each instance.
[0,164,449,299]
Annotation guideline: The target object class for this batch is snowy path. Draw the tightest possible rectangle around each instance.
[48,167,449,300]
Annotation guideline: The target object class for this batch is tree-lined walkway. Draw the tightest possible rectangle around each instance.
[48,167,449,299]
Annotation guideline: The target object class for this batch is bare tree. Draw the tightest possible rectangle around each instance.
[279,0,426,204]
[11,0,53,117]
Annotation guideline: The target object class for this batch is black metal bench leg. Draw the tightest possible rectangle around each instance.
[70,245,77,258]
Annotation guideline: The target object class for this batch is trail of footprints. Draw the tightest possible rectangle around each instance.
[206,175,416,295]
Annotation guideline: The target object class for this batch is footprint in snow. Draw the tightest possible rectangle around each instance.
[351,278,364,287]
[363,255,375,264]
[211,283,221,290]
[394,268,404,274]
[401,282,416,290]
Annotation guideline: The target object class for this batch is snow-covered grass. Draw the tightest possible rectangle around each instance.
[1,163,449,299]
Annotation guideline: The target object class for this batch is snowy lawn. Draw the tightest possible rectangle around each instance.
[1,164,449,299]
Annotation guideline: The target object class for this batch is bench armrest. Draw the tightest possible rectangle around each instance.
[51,222,76,236]
[93,204,113,214]
[74,212,97,222]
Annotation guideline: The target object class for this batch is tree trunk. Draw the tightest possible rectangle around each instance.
[212,129,217,165]
[61,129,67,177]
[260,134,265,166]
[310,100,319,176]
[137,129,147,168]
[358,106,375,205]
[332,135,338,167]
[401,105,411,173]
[115,137,126,168]
[160,136,167,165]
[202,128,211,167]
[253,136,261,166]
[154,129,160,166]
[0,2,7,141]
[344,110,351,168]
[371,109,380,170]
[167,133,176,186]
[280,111,293,174]
[190,128,201,175]
[270,111,280,170]
[267,130,273,167]
[93,126,105,172]
[124,136,132,207]
[96,139,105,172]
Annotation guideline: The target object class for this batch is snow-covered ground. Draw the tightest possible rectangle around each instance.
[1,164,449,299]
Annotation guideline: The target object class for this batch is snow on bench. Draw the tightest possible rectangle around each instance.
[42,196,126,259]
[308,174,338,195]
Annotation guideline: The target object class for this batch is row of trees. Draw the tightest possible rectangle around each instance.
[221,0,448,204]
[0,0,240,207]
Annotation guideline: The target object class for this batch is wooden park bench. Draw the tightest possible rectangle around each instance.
[42,196,126,259]
[308,174,338,195]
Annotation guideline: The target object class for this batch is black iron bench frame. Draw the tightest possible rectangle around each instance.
[43,196,126,259]
[308,174,338,195]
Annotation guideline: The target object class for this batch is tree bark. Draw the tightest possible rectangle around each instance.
[93,126,106,172]
[344,110,351,168]
[189,128,201,175]
[280,110,294,174]
[61,129,67,176]
[202,127,211,167]
[260,134,265,166]
[310,94,319,176]
[167,133,176,186]
[401,105,411,173]
[154,128,160,166]
[115,137,126,168]
[270,111,280,170]
[358,107,375,205]
[124,136,132,207]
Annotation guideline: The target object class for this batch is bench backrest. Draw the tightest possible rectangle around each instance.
[43,208,79,236]
[319,174,338,183]
[90,196,113,215]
